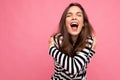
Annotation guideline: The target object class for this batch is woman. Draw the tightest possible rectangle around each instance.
[49,3,96,80]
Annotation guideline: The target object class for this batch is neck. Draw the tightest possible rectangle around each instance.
[71,35,78,45]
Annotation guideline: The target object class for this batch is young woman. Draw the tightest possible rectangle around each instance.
[49,3,96,80]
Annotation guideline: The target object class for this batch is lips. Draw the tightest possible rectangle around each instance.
[70,22,78,31]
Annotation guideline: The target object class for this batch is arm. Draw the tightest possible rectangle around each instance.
[81,36,96,63]
[77,36,96,70]
[88,35,96,63]
[49,45,88,75]
[48,35,96,74]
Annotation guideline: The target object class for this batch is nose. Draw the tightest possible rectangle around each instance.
[72,15,77,20]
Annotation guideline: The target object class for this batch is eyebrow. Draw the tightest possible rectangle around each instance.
[67,11,82,14]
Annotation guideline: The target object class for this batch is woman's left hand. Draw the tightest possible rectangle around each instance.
[92,35,97,50]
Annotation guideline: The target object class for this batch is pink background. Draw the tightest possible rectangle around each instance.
[0,0,120,80]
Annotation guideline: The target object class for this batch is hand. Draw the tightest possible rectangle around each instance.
[49,36,55,48]
[91,35,97,50]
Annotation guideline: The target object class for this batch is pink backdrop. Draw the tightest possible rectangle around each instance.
[0,0,120,80]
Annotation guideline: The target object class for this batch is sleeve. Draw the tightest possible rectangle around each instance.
[49,46,89,75]
[49,34,95,75]
[53,33,62,48]
[80,37,95,63]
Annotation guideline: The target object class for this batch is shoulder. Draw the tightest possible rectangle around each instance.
[87,35,96,50]
[54,33,62,38]
[54,33,63,48]
[87,36,94,44]
[86,36,94,48]
[54,33,63,41]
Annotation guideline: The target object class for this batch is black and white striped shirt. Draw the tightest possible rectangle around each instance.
[49,34,95,80]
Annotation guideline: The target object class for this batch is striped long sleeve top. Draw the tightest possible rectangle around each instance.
[49,34,95,80]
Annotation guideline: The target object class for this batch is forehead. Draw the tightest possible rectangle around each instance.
[67,6,82,13]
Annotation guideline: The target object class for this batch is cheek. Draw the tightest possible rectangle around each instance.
[65,18,70,27]
[65,20,71,32]
[81,17,84,23]
[78,18,84,25]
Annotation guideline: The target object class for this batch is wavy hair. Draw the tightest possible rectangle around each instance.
[54,3,94,57]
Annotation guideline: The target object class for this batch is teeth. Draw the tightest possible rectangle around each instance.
[71,22,78,25]
[70,22,78,27]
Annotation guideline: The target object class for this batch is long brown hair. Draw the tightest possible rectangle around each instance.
[54,3,94,57]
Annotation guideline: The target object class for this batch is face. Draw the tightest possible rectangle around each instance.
[65,6,84,36]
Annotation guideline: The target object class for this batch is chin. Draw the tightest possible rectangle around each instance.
[70,32,80,36]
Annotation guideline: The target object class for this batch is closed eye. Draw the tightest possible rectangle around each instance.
[66,15,71,17]
[66,14,72,17]
[77,14,82,17]
[77,12,83,17]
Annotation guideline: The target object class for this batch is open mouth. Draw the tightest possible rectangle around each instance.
[70,22,78,31]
